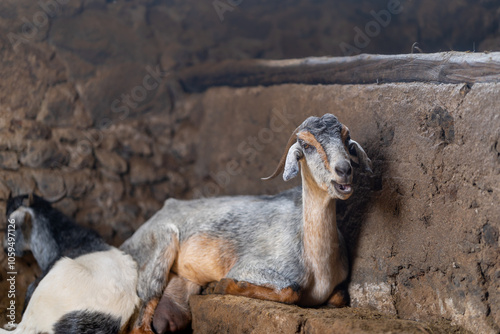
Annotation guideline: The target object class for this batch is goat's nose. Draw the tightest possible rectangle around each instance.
[334,161,352,178]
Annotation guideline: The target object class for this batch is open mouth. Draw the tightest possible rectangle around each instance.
[333,182,353,195]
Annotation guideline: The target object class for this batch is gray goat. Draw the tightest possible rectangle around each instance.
[121,113,372,334]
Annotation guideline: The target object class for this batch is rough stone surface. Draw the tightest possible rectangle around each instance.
[37,83,78,127]
[19,140,69,169]
[1,170,36,198]
[95,149,128,174]
[0,152,19,170]
[190,295,470,334]
[31,169,67,202]
[129,156,166,185]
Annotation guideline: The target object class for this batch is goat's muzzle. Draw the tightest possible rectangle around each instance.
[330,179,353,200]
[334,161,352,179]
[332,181,353,195]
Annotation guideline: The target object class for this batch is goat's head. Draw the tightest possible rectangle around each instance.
[3,194,37,256]
[263,114,372,200]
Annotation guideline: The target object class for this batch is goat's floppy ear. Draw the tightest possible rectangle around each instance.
[262,126,300,181]
[283,142,303,181]
[348,139,373,173]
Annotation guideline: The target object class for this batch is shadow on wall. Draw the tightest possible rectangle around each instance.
[337,143,386,276]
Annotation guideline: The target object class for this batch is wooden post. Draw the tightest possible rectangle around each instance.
[178,52,500,92]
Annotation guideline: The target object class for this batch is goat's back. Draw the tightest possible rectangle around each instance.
[14,247,139,334]
[121,187,306,289]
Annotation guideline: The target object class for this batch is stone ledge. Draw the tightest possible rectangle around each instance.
[190,295,470,334]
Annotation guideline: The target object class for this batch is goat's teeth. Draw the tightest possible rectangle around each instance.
[338,184,351,192]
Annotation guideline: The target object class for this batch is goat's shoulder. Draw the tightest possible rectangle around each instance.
[256,186,302,204]
[58,225,110,259]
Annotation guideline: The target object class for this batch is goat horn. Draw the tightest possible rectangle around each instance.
[261,126,300,181]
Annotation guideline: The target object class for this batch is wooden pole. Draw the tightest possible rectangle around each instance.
[178,52,500,92]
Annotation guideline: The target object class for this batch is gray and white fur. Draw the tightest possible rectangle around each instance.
[121,113,372,333]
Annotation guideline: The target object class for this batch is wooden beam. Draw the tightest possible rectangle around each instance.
[178,52,500,92]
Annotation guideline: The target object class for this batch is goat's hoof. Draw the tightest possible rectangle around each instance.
[327,288,349,308]
[202,281,218,295]
[203,278,238,295]
[213,278,236,294]
[203,278,242,295]
[153,298,191,334]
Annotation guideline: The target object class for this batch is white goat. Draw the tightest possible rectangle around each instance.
[2,194,139,334]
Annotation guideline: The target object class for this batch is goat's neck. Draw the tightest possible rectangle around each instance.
[31,217,60,272]
[300,165,339,274]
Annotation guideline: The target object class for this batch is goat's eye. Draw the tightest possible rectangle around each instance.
[301,142,314,152]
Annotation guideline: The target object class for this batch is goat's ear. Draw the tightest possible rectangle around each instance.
[23,210,33,234]
[348,140,373,173]
[283,142,303,181]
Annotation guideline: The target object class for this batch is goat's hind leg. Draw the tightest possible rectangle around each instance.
[205,265,301,304]
[152,273,201,334]
[205,278,300,304]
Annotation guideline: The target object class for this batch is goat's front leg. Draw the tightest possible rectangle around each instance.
[204,278,301,304]
[326,286,349,307]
